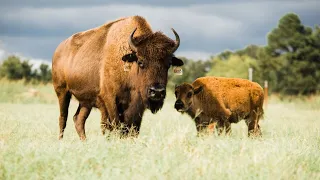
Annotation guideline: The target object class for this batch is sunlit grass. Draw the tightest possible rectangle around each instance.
[0,81,319,179]
[0,79,56,104]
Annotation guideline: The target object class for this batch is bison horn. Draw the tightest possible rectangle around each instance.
[129,28,138,52]
[171,28,180,53]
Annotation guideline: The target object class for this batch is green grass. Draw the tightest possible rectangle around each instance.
[0,81,320,179]
[0,79,56,104]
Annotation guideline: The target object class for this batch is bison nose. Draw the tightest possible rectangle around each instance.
[174,100,184,110]
[148,84,166,101]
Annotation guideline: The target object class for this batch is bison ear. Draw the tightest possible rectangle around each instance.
[172,57,184,66]
[122,53,138,63]
[194,86,203,95]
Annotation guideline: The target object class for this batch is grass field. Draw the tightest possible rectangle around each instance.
[0,81,320,179]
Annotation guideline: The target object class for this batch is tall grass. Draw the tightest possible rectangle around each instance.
[0,79,56,104]
[0,81,319,179]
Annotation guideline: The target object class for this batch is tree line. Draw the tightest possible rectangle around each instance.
[0,56,52,84]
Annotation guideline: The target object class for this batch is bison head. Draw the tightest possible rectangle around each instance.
[122,28,184,114]
[174,83,203,112]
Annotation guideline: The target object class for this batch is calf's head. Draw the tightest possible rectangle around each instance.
[174,83,203,112]
[122,28,184,113]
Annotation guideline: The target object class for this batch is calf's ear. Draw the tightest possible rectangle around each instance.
[172,57,184,66]
[194,86,203,95]
[122,53,138,62]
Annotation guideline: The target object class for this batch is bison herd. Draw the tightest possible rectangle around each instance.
[52,16,264,140]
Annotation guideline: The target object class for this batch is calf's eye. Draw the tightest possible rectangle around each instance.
[187,92,192,98]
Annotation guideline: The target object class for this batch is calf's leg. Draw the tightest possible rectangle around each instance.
[225,121,232,135]
[246,110,262,137]
[216,120,225,135]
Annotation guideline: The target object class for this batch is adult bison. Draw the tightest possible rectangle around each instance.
[52,16,184,140]
[174,77,264,137]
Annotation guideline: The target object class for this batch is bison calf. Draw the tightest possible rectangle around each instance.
[174,76,264,137]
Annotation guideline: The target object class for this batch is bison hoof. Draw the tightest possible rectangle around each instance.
[80,136,86,141]
[248,130,262,138]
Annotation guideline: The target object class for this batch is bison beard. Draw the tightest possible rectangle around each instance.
[147,99,164,114]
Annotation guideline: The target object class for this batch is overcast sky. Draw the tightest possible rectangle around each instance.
[0,0,319,62]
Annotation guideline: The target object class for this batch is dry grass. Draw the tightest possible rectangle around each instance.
[0,81,319,179]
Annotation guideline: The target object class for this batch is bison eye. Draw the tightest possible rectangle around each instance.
[187,92,192,98]
[137,61,144,68]
[175,91,178,97]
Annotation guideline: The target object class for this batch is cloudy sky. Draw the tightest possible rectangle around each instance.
[0,0,319,62]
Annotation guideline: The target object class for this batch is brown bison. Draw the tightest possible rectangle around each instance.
[52,16,184,140]
[174,76,264,137]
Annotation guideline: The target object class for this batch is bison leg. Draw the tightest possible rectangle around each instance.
[215,108,232,136]
[122,116,143,137]
[96,97,111,135]
[99,107,110,135]
[195,115,216,136]
[121,97,144,137]
[103,99,121,131]
[225,121,232,135]
[195,117,205,134]
[100,114,109,135]
[216,120,225,136]
[215,121,232,136]
[73,104,92,141]
[121,118,142,137]
[246,110,262,137]
[57,91,72,140]
[73,104,81,123]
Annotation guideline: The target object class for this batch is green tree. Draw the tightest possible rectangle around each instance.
[267,13,320,95]
[236,45,261,59]
[21,60,33,82]
[0,56,24,80]
[39,63,52,83]
[217,50,233,60]
[206,54,262,83]
[256,47,284,93]
[267,13,309,56]
[0,56,52,83]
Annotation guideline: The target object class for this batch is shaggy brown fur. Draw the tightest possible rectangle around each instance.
[174,76,264,137]
[52,16,183,140]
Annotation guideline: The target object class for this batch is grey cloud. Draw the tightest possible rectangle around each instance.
[0,1,319,61]
[1,0,235,8]
[0,5,243,38]
[0,36,63,60]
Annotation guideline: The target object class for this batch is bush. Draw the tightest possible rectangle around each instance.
[0,56,52,84]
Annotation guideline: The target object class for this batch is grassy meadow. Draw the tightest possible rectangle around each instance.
[0,80,320,179]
